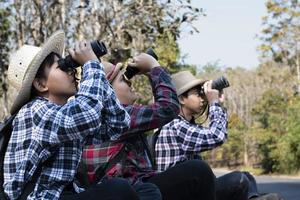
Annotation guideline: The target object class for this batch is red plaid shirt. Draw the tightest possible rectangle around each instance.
[81,67,180,184]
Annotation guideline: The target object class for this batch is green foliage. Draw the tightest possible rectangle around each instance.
[203,113,246,168]
[0,9,10,104]
[154,31,180,70]
[134,30,197,104]
[220,113,246,166]
[252,89,290,132]
[0,0,202,119]
[258,0,300,72]
[198,60,222,75]
[0,8,10,98]
[252,89,300,173]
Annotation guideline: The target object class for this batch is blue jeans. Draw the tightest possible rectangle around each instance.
[216,171,260,200]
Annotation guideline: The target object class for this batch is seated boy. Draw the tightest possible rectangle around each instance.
[155,70,282,200]
[3,31,138,200]
[82,54,217,200]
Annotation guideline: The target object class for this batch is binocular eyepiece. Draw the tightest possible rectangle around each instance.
[58,40,107,70]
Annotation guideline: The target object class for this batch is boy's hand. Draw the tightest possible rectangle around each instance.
[203,80,220,104]
[68,40,98,66]
[127,53,160,74]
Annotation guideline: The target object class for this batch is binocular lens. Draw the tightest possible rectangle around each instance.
[211,76,230,91]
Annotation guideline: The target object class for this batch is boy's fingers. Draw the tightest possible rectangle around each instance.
[203,82,208,93]
[132,56,139,63]
[127,62,138,68]
[116,62,123,68]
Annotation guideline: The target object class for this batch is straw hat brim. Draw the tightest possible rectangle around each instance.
[176,79,205,96]
[10,31,65,114]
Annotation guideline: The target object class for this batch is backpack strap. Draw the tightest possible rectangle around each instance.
[145,129,161,170]
[76,142,128,188]
[0,115,16,200]
[92,143,127,185]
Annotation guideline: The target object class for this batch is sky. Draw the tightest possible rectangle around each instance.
[178,0,267,69]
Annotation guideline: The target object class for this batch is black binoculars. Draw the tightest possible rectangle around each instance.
[198,76,230,96]
[123,48,158,80]
[58,40,107,70]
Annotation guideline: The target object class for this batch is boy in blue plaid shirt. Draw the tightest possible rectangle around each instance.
[3,31,139,200]
[155,71,281,200]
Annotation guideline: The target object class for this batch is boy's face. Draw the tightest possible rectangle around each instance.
[43,55,78,99]
[111,70,138,105]
[102,61,138,105]
[180,88,208,115]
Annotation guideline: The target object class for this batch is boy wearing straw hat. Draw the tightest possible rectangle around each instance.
[3,31,139,200]
[83,55,216,200]
[155,70,228,172]
[155,71,281,200]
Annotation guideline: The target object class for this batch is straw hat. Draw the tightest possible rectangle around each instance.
[8,30,65,114]
[171,71,205,96]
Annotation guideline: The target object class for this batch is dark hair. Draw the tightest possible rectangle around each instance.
[31,52,61,97]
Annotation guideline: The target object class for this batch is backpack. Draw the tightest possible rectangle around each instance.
[146,129,161,170]
[0,115,16,200]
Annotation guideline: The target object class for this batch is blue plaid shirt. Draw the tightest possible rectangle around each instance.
[3,60,130,200]
[155,103,228,172]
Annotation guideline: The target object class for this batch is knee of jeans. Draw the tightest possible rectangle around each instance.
[184,160,214,179]
[230,171,250,189]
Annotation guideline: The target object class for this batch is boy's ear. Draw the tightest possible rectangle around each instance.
[32,78,48,93]
[178,95,186,105]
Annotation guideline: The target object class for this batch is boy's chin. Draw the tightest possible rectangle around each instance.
[128,96,138,105]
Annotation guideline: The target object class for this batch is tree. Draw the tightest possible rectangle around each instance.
[0,7,11,117]
[0,0,203,120]
[7,0,202,59]
[252,88,300,173]
[258,0,300,92]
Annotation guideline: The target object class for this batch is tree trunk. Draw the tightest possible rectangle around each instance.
[243,140,249,166]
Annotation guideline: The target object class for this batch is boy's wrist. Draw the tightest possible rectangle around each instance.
[82,59,102,68]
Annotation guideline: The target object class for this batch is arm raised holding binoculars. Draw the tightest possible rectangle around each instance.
[68,41,98,66]
[127,53,160,74]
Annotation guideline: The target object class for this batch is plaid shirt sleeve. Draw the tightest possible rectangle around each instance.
[177,102,228,152]
[124,67,180,134]
[32,60,130,145]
